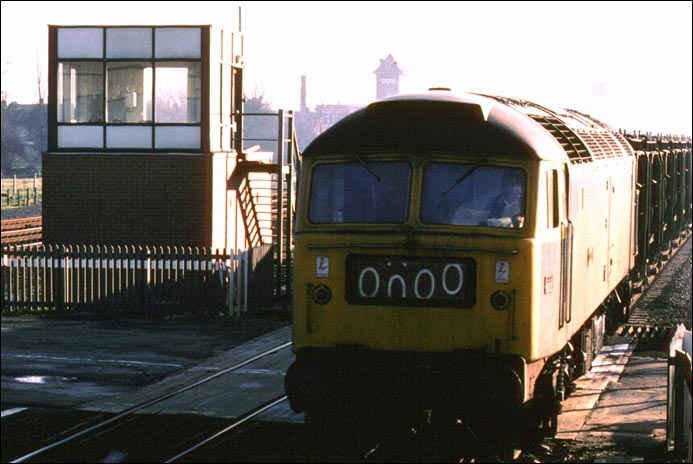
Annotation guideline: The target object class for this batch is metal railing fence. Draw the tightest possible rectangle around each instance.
[1,244,264,316]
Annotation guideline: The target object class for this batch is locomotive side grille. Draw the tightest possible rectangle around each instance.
[529,115,593,163]
[576,130,635,159]
[611,130,636,157]
[471,93,636,162]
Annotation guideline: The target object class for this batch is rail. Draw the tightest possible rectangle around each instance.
[1,216,42,246]
[9,340,292,463]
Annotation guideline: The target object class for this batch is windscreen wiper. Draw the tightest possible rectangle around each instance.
[354,154,382,182]
[441,156,486,196]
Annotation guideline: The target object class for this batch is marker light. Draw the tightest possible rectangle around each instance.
[312,285,332,305]
[491,290,512,310]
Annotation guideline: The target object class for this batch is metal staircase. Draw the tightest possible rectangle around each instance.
[229,109,301,304]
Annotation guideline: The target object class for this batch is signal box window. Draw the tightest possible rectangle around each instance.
[309,161,411,224]
[57,62,104,123]
[422,164,526,228]
[53,26,202,150]
[106,62,152,123]
[155,62,201,123]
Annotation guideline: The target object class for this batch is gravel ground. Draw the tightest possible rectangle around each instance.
[642,240,692,329]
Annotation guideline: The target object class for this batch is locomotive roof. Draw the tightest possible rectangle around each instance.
[302,90,634,162]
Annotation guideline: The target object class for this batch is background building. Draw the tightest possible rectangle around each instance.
[374,54,403,100]
[295,54,402,150]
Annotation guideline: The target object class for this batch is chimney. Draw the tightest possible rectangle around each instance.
[300,75,307,113]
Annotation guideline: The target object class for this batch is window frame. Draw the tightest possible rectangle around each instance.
[420,162,527,229]
[49,26,208,152]
[307,160,413,225]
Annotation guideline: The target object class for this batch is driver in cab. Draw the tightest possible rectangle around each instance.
[482,174,525,228]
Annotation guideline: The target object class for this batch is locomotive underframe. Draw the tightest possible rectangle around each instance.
[286,345,558,442]
[285,302,614,443]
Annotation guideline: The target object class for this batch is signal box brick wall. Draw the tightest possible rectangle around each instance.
[43,154,213,246]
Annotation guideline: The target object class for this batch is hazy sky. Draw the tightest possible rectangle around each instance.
[1,1,691,134]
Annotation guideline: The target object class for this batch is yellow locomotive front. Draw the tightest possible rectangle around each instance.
[285,92,589,444]
[293,157,534,354]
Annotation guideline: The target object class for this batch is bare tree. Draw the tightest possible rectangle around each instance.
[36,51,45,104]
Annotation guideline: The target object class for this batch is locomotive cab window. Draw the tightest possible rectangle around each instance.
[422,164,526,228]
[308,161,411,223]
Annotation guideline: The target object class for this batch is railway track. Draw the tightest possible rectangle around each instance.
[6,341,291,463]
[613,235,692,347]
[1,216,42,246]
[165,395,288,463]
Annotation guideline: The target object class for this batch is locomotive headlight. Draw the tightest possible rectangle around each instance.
[312,284,332,305]
[490,290,512,310]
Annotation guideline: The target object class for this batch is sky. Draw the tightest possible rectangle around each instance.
[1,0,691,135]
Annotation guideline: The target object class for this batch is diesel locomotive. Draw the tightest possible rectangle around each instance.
[284,89,692,448]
